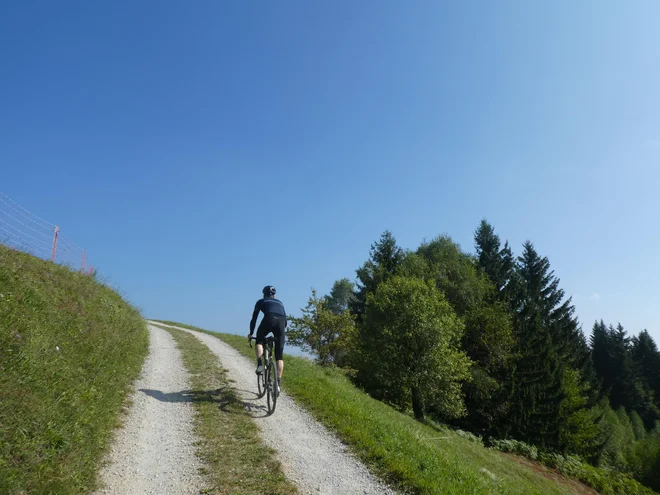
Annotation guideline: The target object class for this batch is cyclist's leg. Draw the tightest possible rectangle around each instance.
[255,318,269,372]
[273,316,286,380]
[277,357,284,380]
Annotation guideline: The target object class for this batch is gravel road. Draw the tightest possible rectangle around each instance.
[151,321,396,495]
[94,324,206,494]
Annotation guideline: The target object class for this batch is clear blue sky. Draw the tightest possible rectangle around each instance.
[2,1,658,344]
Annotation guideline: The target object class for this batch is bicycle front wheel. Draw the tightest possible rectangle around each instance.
[266,359,278,415]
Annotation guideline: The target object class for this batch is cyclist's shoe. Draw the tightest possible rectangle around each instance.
[255,364,264,375]
[277,379,281,395]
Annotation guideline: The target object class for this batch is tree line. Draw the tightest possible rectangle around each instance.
[288,221,660,491]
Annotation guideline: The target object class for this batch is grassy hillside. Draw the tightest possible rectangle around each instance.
[154,321,655,495]
[215,333,589,495]
[0,245,149,494]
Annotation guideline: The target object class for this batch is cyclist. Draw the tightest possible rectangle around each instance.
[248,285,287,391]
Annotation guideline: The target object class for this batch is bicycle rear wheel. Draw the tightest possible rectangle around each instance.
[266,358,278,415]
[257,348,269,399]
[257,366,265,398]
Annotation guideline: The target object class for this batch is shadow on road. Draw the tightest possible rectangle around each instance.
[139,387,270,418]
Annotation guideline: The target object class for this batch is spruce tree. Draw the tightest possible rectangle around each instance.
[632,330,660,406]
[590,323,659,428]
[590,320,612,396]
[474,220,516,304]
[508,242,594,451]
[509,300,564,448]
[351,231,404,321]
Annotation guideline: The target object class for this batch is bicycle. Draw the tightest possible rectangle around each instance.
[249,335,279,415]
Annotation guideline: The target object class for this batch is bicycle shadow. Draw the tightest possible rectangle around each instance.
[139,387,270,418]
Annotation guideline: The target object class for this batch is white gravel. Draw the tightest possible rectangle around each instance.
[151,321,397,495]
[94,324,207,495]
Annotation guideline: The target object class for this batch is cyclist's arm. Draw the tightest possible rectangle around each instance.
[249,300,261,334]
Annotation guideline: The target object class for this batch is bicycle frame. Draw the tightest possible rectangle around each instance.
[249,335,279,414]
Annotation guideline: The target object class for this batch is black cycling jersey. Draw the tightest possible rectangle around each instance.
[250,297,287,334]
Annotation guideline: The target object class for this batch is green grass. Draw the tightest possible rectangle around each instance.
[152,321,596,495]
[153,324,296,494]
[0,245,149,494]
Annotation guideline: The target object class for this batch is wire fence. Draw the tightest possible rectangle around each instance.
[0,192,94,274]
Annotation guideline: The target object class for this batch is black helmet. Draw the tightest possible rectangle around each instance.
[262,285,276,297]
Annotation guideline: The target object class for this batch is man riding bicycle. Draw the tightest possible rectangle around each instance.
[248,285,287,392]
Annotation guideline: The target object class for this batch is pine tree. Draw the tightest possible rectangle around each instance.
[632,330,660,406]
[590,322,659,428]
[609,323,638,411]
[508,242,594,451]
[590,320,613,397]
[559,367,600,455]
[631,330,660,428]
[509,301,564,448]
[474,220,516,304]
[351,231,404,321]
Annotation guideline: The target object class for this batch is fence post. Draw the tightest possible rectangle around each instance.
[51,226,59,262]
[81,249,86,271]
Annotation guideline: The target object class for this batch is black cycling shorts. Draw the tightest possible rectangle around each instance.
[256,313,285,360]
